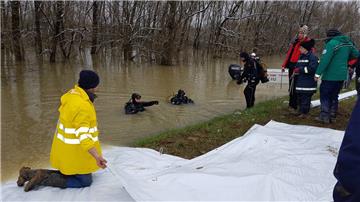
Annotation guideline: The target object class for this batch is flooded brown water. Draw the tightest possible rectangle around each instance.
[1,51,286,182]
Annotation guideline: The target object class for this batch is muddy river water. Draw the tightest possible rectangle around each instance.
[1,52,287,182]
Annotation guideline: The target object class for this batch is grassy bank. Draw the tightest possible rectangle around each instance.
[133,92,357,159]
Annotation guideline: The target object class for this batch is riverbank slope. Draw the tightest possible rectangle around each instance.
[134,94,357,159]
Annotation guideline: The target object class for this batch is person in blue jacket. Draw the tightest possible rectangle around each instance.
[333,98,360,202]
[293,39,318,117]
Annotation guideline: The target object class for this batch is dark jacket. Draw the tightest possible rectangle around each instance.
[334,98,360,194]
[238,58,260,84]
[170,90,194,105]
[354,52,360,78]
[295,51,319,93]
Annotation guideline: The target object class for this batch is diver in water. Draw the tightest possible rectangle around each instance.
[170,89,194,105]
[124,93,159,114]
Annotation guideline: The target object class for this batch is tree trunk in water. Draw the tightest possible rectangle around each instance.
[1,1,6,50]
[34,1,42,55]
[193,3,206,49]
[91,1,98,54]
[123,1,137,61]
[160,1,177,66]
[50,1,64,63]
[11,1,23,61]
[123,43,133,61]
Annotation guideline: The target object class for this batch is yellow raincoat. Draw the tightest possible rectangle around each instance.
[50,85,102,175]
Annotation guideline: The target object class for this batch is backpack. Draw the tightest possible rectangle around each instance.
[254,60,269,83]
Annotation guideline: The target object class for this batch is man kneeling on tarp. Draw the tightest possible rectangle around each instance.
[333,98,360,201]
[17,70,107,191]
[170,89,194,105]
[124,93,159,114]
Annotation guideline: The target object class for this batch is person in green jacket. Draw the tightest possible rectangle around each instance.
[315,29,359,124]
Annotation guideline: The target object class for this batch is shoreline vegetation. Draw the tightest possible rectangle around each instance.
[133,90,357,159]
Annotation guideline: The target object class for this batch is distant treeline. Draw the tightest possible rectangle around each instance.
[1,1,360,65]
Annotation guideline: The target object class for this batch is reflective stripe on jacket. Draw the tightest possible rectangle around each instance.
[295,51,319,93]
[50,85,102,175]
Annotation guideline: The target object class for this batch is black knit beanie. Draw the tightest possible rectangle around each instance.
[131,93,141,101]
[326,28,342,38]
[78,70,100,90]
[240,52,250,61]
[300,39,315,51]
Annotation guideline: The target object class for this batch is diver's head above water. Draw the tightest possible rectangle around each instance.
[131,93,142,102]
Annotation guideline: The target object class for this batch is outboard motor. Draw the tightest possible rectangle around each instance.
[228,64,243,80]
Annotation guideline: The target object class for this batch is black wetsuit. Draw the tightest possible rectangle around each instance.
[170,91,194,105]
[238,58,260,108]
[124,99,158,114]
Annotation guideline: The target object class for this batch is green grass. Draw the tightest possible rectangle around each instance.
[133,87,357,159]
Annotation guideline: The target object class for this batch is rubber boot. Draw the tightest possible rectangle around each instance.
[17,167,37,187]
[40,172,67,189]
[24,170,67,192]
[24,170,48,192]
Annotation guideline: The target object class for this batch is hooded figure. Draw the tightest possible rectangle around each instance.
[124,93,159,114]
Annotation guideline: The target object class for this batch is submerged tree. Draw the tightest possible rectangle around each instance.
[50,1,64,63]
[10,0,23,61]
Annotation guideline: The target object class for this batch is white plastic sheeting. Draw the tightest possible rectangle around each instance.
[1,154,135,201]
[311,90,357,108]
[117,121,343,201]
[1,121,343,201]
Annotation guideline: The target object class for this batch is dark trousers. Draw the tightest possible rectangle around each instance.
[66,174,92,188]
[287,63,298,109]
[320,80,344,120]
[297,92,313,114]
[244,82,258,108]
[333,182,360,202]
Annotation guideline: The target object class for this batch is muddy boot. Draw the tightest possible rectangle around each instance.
[17,167,37,187]
[315,116,330,124]
[40,172,67,189]
[24,170,48,192]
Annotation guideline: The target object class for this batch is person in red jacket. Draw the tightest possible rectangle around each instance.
[348,55,359,95]
[282,24,313,112]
